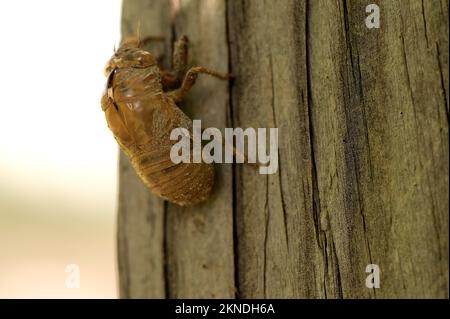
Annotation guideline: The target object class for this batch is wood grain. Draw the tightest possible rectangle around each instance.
[118,0,172,298]
[228,0,324,298]
[165,0,235,298]
[307,0,448,298]
[118,0,449,298]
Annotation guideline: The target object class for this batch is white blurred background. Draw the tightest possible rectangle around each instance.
[0,0,122,298]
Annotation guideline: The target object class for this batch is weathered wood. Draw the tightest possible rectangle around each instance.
[119,0,234,299]
[118,0,172,298]
[165,0,235,298]
[228,0,324,298]
[307,0,448,298]
[118,0,448,298]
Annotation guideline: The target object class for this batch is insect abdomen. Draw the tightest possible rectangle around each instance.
[130,148,214,206]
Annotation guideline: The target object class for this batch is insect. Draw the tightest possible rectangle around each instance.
[101,35,231,206]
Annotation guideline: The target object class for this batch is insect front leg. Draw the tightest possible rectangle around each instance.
[167,66,232,103]
[172,35,189,82]
[161,71,179,90]
[161,35,189,91]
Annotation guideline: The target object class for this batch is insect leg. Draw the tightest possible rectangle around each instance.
[221,137,261,168]
[172,35,189,83]
[161,71,179,90]
[160,35,189,91]
[167,66,232,102]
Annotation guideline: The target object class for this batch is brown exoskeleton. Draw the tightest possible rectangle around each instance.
[101,35,230,206]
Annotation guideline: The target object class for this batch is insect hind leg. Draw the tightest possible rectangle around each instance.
[167,66,232,103]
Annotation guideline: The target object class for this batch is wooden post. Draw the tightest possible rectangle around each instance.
[118,0,448,298]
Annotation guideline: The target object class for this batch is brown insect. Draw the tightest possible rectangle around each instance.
[101,35,230,206]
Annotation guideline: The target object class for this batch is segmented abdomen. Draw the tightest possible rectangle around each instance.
[130,146,214,206]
